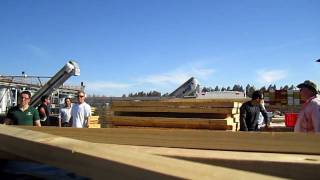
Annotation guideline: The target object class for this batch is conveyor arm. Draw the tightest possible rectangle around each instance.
[30,61,80,107]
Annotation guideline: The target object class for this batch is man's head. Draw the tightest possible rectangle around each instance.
[19,91,31,108]
[297,80,318,100]
[41,95,50,104]
[77,91,86,104]
[251,91,264,104]
[64,97,72,107]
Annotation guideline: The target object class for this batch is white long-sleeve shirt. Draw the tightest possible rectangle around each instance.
[294,96,320,133]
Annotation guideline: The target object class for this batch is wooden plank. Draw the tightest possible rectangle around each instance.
[89,120,99,124]
[0,125,277,180]
[88,124,101,128]
[18,126,320,155]
[111,116,234,130]
[166,98,249,103]
[89,116,100,120]
[105,144,320,180]
[112,100,242,108]
[111,106,238,114]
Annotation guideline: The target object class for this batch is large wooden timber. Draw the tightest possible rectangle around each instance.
[1,126,320,179]
[111,98,244,130]
[88,115,101,128]
[111,116,237,130]
[0,125,287,180]
[18,126,320,155]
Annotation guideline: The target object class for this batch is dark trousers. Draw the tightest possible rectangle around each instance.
[40,120,47,126]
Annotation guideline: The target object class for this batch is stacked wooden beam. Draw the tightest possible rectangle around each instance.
[110,98,246,131]
[88,116,101,128]
[88,107,101,128]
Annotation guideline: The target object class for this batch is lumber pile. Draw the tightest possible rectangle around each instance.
[88,116,101,128]
[88,107,101,128]
[110,98,245,131]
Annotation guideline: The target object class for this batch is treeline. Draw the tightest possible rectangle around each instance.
[202,84,296,97]
[88,84,297,98]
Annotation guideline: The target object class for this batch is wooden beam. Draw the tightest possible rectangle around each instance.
[0,125,277,180]
[17,126,320,155]
[112,100,242,108]
[111,116,235,130]
[104,144,320,180]
[111,106,238,114]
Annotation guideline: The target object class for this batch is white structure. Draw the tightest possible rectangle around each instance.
[196,91,246,99]
[169,77,200,98]
[169,77,246,99]
[0,61,82,115]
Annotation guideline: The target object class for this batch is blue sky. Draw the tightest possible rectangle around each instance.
[0,0,319,96]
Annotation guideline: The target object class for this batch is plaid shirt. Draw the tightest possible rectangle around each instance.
[294,96,320,133]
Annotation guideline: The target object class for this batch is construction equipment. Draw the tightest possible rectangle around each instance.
[30,61,80,107]
[169,77,245,99]
[169,77,199,98]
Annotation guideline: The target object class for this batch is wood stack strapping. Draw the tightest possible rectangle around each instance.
[110,99,244,131]
[96,105,113,128]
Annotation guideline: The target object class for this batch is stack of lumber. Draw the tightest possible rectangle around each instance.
[1,125,320,179]
[88,116,101,128]
[110,98,245,131]
[88,107,101,128]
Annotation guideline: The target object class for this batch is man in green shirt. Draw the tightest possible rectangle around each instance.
[4,91,41,126]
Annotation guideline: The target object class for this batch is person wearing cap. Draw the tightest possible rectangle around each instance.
[295,80,320,133]
[239,90,270,131]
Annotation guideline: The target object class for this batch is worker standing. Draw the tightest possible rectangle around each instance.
[38,95,51,126]
[70,91,91,128]
[59,97,72,127]
[4,91,41,127]
[239,91,269,131]
[295,80,320,132]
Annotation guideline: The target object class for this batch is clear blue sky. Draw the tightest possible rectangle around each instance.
[1,0,319,96]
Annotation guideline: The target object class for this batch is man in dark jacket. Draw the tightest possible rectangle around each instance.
[38,95,50,126]
[240,91,269,131]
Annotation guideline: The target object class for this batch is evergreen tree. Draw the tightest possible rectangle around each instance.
[247,86,256,97]
[246,84,251,94]
[202,87,210,92]
[239,85,244,92]
[289,85,295,90]
[260,86,266,92]
[162,93,169,97]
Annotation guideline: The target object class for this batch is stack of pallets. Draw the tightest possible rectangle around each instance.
[110,98,246,131]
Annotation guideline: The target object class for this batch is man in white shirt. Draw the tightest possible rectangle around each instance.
[70,91,91,128]
[59,97,72,127]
